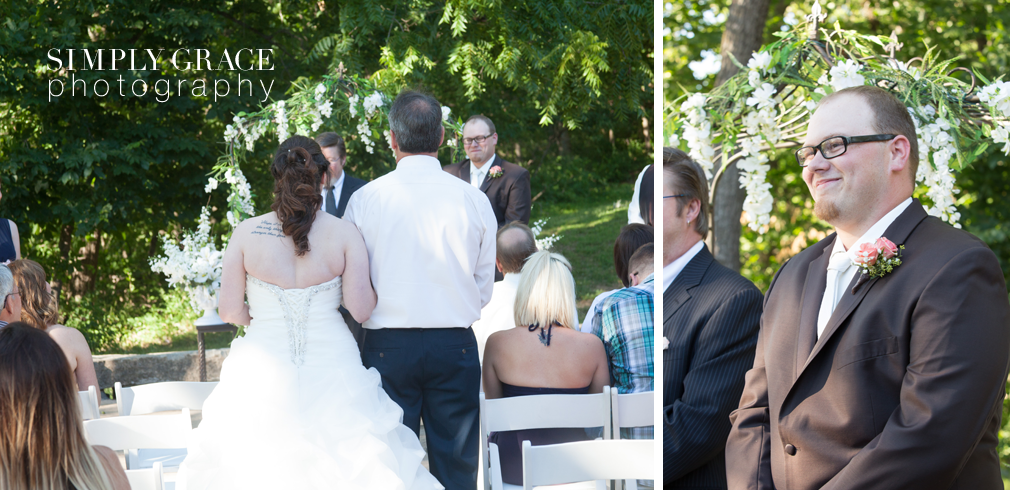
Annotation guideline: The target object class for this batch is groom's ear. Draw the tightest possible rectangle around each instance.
[438,126,444,148]
[389,130,400,152]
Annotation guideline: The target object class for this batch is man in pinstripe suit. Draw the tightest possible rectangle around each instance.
[662,148,763,489]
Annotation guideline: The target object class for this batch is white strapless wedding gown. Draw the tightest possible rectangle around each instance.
[177,275,443,490]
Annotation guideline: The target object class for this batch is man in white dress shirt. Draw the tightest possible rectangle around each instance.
[471,221,537,362]
[343,90,497,490]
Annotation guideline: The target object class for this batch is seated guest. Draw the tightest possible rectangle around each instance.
[472,221,538,362]
[580,223,653,333]
[0,264,20,328]
[483,250,610,486]
[0,180,21,263]
[0,322,129,490]
[591,243,655,437]
[9,259,98,392]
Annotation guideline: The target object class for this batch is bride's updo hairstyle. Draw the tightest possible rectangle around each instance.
[270,135,330,256]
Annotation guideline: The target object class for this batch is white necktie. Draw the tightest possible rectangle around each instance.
[817,251,852,338]
[471,168,484,188]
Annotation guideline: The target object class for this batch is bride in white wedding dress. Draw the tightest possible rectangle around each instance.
[177,136,443,490]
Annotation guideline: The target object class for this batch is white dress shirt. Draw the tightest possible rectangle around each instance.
[816,197,912,337]
[627,165,650,224]
[469,154,496,189]
[344,155,497,330]
[471,272,521,361]
[581,288,621,333]
[321,170,346,206]
[663,239,704,292]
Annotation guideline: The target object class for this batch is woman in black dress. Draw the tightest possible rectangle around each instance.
[0,181,20,263]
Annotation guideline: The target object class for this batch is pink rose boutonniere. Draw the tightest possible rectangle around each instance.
[488,165,503,179]
[853,237,904,280]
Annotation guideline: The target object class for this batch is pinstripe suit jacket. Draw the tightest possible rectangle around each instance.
[663,244,763,488]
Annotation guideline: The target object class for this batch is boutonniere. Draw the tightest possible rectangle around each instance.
[663,337,670,350]
[851,237,904,293]
[488,165,503,179]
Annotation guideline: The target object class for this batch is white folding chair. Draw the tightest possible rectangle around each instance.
[521,439,654,490]
[480,386,611,490]
[124,461,164,490]
[115,381,218,416]
[610,391,654,490]
[78,385,101,420]
[84,409,192,471]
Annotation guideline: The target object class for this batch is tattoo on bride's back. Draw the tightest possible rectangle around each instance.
[251,219,286,238]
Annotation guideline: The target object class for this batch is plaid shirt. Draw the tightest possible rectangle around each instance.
[591,274,655,441]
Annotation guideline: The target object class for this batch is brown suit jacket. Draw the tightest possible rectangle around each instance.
[726,200,1010,490]
[443,157,531,229]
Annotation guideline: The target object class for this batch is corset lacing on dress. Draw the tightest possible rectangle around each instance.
[247,275,341,366]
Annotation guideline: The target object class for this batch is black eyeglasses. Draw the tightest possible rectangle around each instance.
[795,134,897,167]
[463,134,493,146]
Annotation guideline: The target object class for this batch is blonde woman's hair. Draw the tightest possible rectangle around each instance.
[8,259,59,330]
[0,323,114,490]
[513,250,579,331]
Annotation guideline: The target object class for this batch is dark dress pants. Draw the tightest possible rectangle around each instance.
[362,327,480,490]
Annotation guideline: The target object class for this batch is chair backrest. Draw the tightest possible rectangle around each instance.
[83,409,192,451]
[480,387,611,490]
[521,439,654,490]
[78,385,100,420]
[124,461,163,490]
[115,381,218,416]
[611,390,654,437]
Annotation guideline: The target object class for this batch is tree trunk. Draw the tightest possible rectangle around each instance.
[71,229,101,296]
[710,0,771,271]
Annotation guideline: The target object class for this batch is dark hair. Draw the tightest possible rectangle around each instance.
[388,90,443,154]
[638,165,654,227]
[628,243,654,278]
[464,114,496,136]
[820,85,920,183]
[314,132,346,159]
[271,136,329,256]
[663,147,710,237]
[613,224,654,287]
[496,222,538,274]
[0,323,113,489]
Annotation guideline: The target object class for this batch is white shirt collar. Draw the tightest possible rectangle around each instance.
[833,197,913,260]
[324,170,345,193]
[396,154,442,170]
[470,154,496,187]
[663,239,704,291]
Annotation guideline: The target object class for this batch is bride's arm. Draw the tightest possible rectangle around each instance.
[219,229,251,325]
[341,224,376,323]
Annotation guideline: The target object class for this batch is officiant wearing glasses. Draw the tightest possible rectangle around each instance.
[444,115,531,281]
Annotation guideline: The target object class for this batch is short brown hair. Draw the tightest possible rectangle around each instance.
[628,243,654,279]
[663,147,709,237]
[496,222,537,274]
[820,85,919,183]
[613,224,654,287]
[464,114,496,135]
[314,132,346,159]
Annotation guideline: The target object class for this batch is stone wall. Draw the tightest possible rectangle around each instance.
[93,348,230,389]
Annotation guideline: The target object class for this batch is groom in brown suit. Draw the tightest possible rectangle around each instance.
[725,85,1010,490]
[444,115,531,280]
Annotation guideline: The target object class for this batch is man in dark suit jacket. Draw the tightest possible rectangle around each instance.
[315,132,367,350]
[725,85,1010,490]
[662,148,762,489]
[443,116,531,281]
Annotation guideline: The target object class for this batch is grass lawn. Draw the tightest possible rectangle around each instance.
[105,182,636,355]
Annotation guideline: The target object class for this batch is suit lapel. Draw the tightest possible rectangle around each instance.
[335,176,353,218]
[663,245,711,329]
[459,162,471,183]
[479,165,496,193]
[795,240,833,376]
[797,200,929,376]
